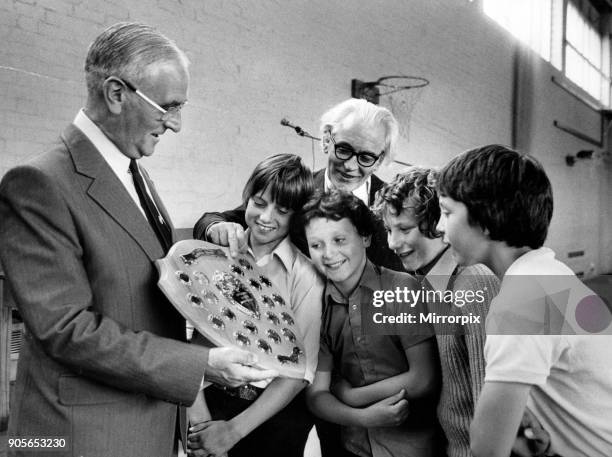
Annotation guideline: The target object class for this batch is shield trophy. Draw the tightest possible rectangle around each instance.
[156,239,307,380]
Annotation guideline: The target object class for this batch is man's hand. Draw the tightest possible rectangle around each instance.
[512,408,551,457]
[207,222,247,257]
[205,347,278,387]
[359,389,409,428]
[187,420,239,457]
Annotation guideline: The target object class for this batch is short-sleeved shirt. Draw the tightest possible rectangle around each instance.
[485,247,612,456]
[317,261,437,457]
[251,235,324,384]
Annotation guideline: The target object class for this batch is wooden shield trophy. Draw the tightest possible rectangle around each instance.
[156,239,306,380]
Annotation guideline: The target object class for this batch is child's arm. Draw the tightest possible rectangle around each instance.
[187,388,212,425]
[306,370,409,428]
[188,377,304,456]
[331,338,438,408]
[229,377,305,437]
[453,268,499,402]
[470,381,531,457]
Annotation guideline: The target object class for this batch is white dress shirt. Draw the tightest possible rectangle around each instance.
[73,109,155,219]
[324,168,370,205]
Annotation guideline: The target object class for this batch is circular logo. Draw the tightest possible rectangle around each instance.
[575,294,612,333]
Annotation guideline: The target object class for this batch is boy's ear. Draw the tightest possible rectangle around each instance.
[363,235,371,248]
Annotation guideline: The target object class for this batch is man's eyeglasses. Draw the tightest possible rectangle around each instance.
[330,134,383,168]
[116,77,186,119]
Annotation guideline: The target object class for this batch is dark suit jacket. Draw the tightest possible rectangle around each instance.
[0,124,206,456]
[193,168,404,272]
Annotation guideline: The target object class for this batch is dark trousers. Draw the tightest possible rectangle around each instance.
[315,418,358,457]
[207,387,313,457]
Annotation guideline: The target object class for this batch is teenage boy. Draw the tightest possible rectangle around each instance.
[303,190,440,457]
[373,168,500,457]
[436,144,612,457]
[188,154,323,457]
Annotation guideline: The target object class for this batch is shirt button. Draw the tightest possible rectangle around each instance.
[352,305,357,310]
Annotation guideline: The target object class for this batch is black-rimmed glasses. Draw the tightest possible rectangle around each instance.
[330,134,383,167]
[117,77,186,119]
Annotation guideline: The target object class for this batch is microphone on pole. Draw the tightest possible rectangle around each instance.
[280,118,320,141]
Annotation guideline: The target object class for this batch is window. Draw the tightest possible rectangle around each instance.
[483,0,553,62]
[483,0,612,106]
[564,0,610,105]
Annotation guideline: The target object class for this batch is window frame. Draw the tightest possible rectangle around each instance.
[562,0,611,106]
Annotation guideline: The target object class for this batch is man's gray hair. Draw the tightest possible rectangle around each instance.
[84,22,189,96]
[320,98,399,162]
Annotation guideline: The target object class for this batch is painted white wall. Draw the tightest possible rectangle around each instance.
[1,0,610,273]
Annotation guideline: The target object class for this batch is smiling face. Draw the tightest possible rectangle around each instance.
[112,60,189,160]
[245,186,293,257]
[437,195,490,266]
[305,217,370,296]
[383,206,446,272]
[325,121,386,193]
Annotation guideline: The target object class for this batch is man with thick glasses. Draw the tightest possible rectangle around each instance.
[329,134,381,167]
[0,22,276,457]
[194,98,404,272]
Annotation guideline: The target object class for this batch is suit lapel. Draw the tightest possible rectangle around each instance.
[369,174,384,205]
[62,125,164,260]
[314,168,326,191]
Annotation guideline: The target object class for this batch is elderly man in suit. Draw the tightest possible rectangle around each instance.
[193,98,404,272]
[0,22,276,457]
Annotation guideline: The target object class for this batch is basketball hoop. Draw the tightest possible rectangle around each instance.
[351,75,430,142]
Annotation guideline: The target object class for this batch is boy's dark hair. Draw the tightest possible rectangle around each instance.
[437,144,553,249]
[242,153,314,211]
[300,190,377,238]
[372,167,441,239]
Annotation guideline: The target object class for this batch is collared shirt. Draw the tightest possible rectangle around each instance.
[248,234,324,384]
[73,109,154,219]
[485,247,612,456]
[317,260,436,457]
[324,168,370,205]
[413,245,450,277]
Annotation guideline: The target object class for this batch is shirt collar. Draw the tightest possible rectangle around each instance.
[325,259,381,305]
[73,109,131,177]
[245,229,296,271]
[423,246,457,290]
[268,236,296,271]
[324,168,371,205]
[414,245,449,277]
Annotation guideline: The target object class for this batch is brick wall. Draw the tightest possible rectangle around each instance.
[1,0,610,273]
